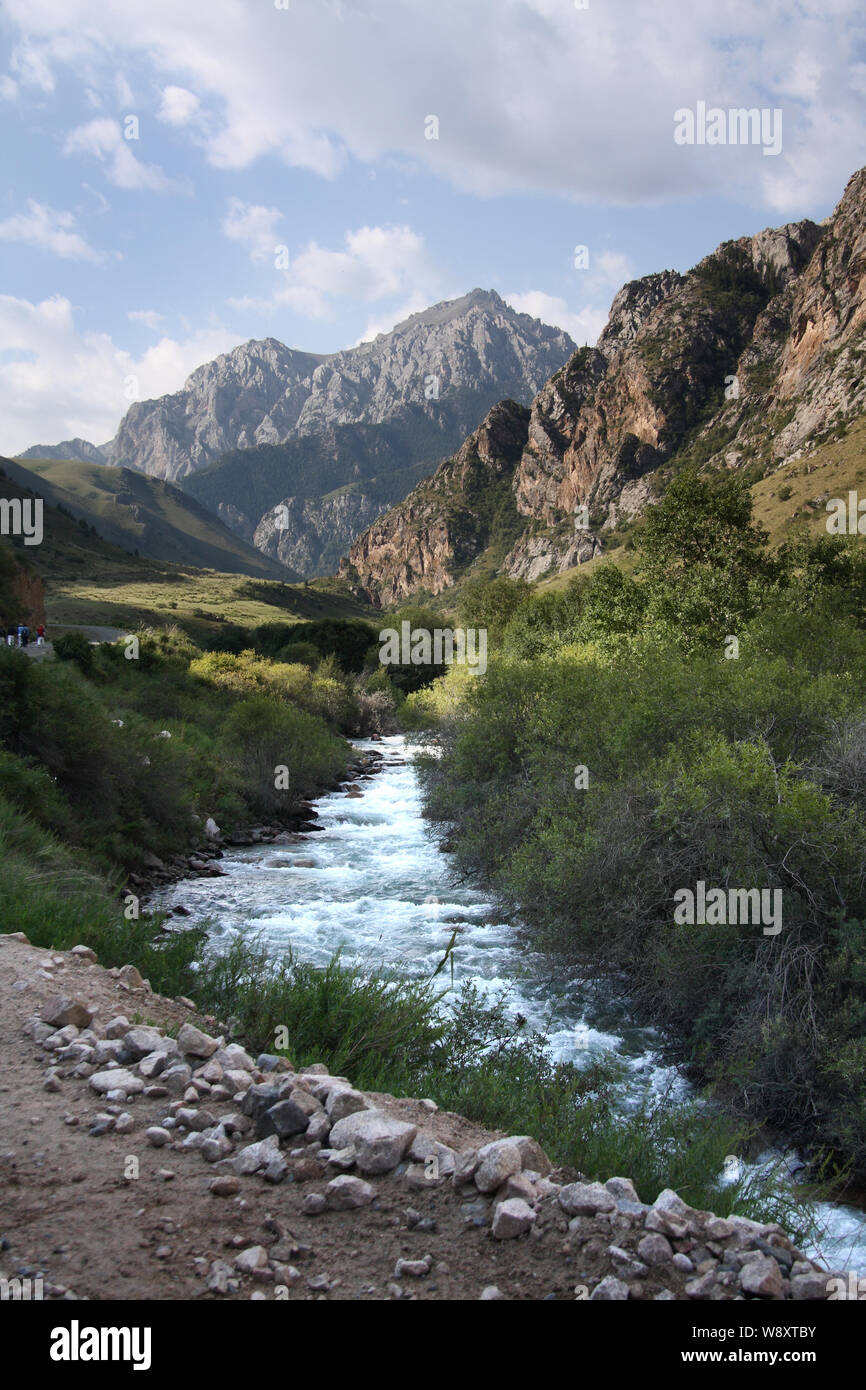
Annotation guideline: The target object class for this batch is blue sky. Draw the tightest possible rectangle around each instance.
[0,0,864,453]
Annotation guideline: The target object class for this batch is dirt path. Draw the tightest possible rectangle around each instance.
[0,934,837,1303]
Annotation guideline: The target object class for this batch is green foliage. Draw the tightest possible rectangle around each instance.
[417,472,866,1181]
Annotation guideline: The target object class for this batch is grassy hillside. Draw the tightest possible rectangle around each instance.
[0,464,376,639]
[5,455,294,579]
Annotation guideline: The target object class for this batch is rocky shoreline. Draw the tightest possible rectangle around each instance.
[0,932,846,1301]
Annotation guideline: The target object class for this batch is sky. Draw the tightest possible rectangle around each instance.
[0,0,864,454]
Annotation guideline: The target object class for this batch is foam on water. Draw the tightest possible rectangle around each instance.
[150,733,866,1274]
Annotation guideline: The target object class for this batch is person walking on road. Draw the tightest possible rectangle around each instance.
[36,623,46,647]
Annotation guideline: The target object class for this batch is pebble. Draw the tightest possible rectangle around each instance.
[209,1177,241,1197]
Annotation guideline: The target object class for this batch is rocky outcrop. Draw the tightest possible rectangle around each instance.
[94,290,570,487]
[341,400,530,605]
[18,438,108,465]
[343,165,866,601]
[254,490,389,577]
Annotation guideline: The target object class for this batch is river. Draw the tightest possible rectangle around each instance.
[150,733,866,1278]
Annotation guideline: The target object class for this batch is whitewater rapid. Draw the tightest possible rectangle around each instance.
[150,734,866,1276]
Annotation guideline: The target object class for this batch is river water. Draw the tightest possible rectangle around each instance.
[151,734,866,1277]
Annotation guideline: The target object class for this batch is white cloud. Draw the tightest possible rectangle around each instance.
[505,291,607,347]
[0,293,237,454]
[0,199,103,261]
[0,75,19,102]
[229,223,443,321]
[3,0,864,212]
[157,84,200,127]
[127,309,163,330]
[64,118,175,191]
[222,197,284,263]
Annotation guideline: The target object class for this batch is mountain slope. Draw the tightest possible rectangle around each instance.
[104,288,573,486]
[341,165,866,605]
[1,457,295,579]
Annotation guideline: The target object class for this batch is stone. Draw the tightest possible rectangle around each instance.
[705,1217,735,1240]
[325,1087,369,1124]
[122,1026,175,1061]
[325,1175,376,1210]
[227,1135,281,1175]
[739,1256,784,1298]
[42,996,93,1029]
[329,1110,417,1175]
[115,1113,135,1135]
[90,1068,144,1096]
[790,1272,830,1300]
[645,1207,689,1240]
[685,1271,718,1298]
[206,1259,236,1294]
[637,1232,674,1266]
[475,1140,522,1193]
[395,1256,432,1277]
[673,1252,694,1273]
[263,1156,288,1184]
[492,1198,536,1239]
[259,1099,311,1140]
[201,1135,234,1163]
[160,1065,192,1096]
[302,1193,327,1215]
[104,1016,131,1039]
[177,1022,219,1058]
[499,1173,537,1203]
[510,1136,553,1176]
[235,1245,269,1274]
[209,1175,241,1197]
[480,1285,505,1300]
[241,1082,281,1124]
[590,1276,629,1301]
[558,1181,616,1217]
[214,1043,256,1072]
[306,1112,331,1144]
[605,1176,640,1203]
[70,945,97,963]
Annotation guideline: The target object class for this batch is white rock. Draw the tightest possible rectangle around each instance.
[329,1109,417,1174]
[558,1181,616,1217]
[474,1140,522,1193]
[590,1275,630,1301]
[234,1245,269,1274]
[492,1198,536,1239]
[90,1068,144,1095]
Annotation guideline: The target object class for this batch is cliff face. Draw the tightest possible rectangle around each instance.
[341,401,529,606]
[343,165,866,602]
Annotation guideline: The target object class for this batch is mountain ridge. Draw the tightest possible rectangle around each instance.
[340,168,865,605]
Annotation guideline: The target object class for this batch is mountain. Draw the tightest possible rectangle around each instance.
[0,457,294,579]
[22,291,575,579]
[18,438,108,465]
[340,166,866,605]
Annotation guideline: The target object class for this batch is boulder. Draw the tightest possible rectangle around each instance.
[42,996,93,1029]
[474,1140,522,1193]
[558,1181,616,1217]
[492,1198,536,1239]
[90,1068,144,1095]
[329,1110,416,1174]
[177,1022,219,1058]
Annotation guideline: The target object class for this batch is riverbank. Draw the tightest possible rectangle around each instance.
[0,932,841,1302]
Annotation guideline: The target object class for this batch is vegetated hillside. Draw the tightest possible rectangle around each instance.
[0,463,374,641]
[341,164,866,608]
[4,456,295,580]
